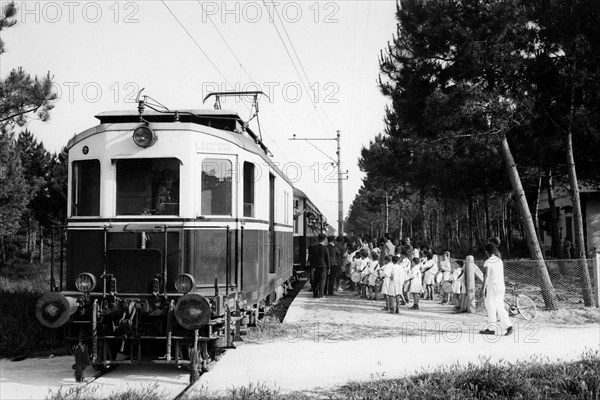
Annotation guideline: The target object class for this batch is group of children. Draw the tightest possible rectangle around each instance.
[345,248,467,313]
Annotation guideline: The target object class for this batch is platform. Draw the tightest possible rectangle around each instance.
[193,279,600,395]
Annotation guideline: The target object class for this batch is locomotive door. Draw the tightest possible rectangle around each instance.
[269,173,275,273]
[196,153,238,289]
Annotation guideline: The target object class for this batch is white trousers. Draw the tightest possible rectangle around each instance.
[484,284,512,331]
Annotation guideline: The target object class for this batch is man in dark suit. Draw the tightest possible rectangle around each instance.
[312,233,330,298]
[307,237,318,292]
[326,235,341,296]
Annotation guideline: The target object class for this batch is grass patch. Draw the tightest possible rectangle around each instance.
[46,383,167,400]
[185,351,599,400]
[336,352,600,399]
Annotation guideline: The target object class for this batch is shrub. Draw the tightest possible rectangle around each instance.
[0,261,65,358]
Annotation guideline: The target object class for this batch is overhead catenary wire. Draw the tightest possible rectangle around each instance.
[300,139,337,164]
[261,0,333,136]
[349,0,359,130]
[196,0,295,163]
[162,1,341,224]
[163,1,292,160]
[161,0,235,92]
[270,2,336,132]
[351,0,372,132]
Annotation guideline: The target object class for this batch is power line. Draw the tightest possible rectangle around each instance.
[261,0,333,136]
[349,0,359,128]
[163,1,293,161]
[352,0,372,131]
[270,2,336,132]
[195,0,293,163]
[161,0,234,91]
[303,139,337,164]
[196,1,254,84]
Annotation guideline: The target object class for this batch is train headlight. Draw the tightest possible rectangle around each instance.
[75,273,97,293]
[174,293,211,330]
[174,273,195,294]
[132,126,156,148]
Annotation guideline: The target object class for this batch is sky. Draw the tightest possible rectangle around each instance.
[1,0,398,231]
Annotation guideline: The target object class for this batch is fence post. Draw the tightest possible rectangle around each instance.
[465,255,475,313]
[594,254,600,308]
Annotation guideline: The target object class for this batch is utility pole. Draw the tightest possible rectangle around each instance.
[290,131,347,236]
[385,190,389,234]
[336,130,344,236]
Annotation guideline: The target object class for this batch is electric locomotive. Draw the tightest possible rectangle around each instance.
[35,92,295,382]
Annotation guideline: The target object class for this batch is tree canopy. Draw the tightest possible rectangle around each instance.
[349,0,600,253]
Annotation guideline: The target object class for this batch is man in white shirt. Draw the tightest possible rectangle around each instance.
[480,243,513,336]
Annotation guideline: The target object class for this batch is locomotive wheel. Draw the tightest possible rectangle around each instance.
[92,340,118,372]
[92,364,110,372]
[201,360,213,372]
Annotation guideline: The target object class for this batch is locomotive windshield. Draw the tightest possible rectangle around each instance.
[71,160,100,216]
[116,158,180,216]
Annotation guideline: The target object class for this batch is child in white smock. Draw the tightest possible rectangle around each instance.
[380,255,394,311]
[408,257,423,310]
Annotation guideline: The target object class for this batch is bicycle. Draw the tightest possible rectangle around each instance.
[504,281,537,320]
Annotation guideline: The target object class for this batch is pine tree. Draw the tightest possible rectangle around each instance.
[376,0,560,308]
[0,132,31,264]
[0,2,57,130]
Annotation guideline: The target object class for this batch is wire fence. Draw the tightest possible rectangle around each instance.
[462,255,600,311]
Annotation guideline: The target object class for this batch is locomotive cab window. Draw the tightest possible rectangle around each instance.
[71,160,100,216]
[243,162,255,217]
[201,159,232,216]
[116,158,180,216]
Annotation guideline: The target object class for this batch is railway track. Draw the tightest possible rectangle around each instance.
[62,364,195,400]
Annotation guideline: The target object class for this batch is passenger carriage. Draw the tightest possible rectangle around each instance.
[292,188,327,271]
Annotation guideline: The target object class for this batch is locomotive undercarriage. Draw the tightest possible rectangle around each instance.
[62,293,245,383]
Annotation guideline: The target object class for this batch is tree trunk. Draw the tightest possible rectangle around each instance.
[473,198,480,245]
[419,190,427,242]
[399,217,404,240]
[455,211,460,246]
[39,226,44,264]
[506,197,512,258]
[500,198,506,250]
[435,207,440,247]
[533,168,542,243]
[565,129,593,306]
[518,217,524,240]
[467,194,474,254]
[0,235,6,265]
[483,179,491,238]
[546,168,563,260]
[499,134,558,310]
[444,199,449,250]
[30,227,36,264]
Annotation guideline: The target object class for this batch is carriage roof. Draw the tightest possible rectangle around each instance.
[67,109,294,186]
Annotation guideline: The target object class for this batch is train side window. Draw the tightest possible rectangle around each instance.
[243,162,255,217]
[72,160,100,216]
[116,158,180,216]
[201,159,232,216]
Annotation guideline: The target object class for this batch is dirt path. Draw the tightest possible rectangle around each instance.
[0,359,190,400]
[192,280,600,395]
[2,281,598,399]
